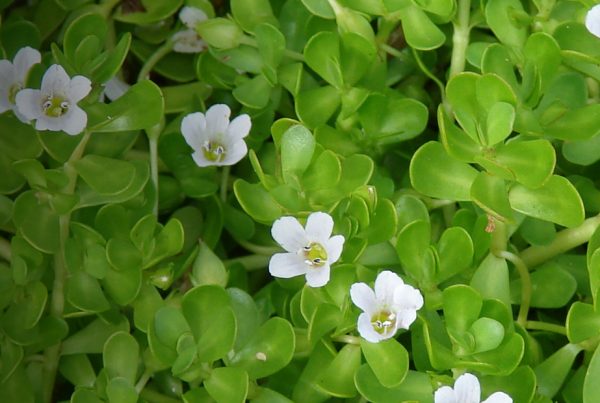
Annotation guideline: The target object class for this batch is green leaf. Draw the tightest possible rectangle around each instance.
[396,220,430,281]
[511,263,577,308]
[103,332,139,384]
[485,102,515,145]
[233,74,272,109]
[58,354,96,388]
[12,191,59,253]
[301,0,334,18]
[317,343,360,397]
[470,172,514,222]
[74,155,137,196]
[113,0,182,24]
[304,31,343,88]
[360,338,409,388]
[231,0,277,33]
[148,307,189,365]
[87,80,164,132]
[106,377,138,403]
[358,94,428,143]
[485,0,527,48]
[205,367,248,403]
[470,253,511,306]
[280,125,316,183]
[61,315,129,355]
[508,175,584,228]
[355,366,434,403]
[67,271,111,313]
[469,317,505,353]
[233,179,283,224]
[535,343,582,399]
[398,5,445,50]
[584,345,600,403]
[191,242,228,287]
[295,85,341,128]
[443,285,482,334]
[227,317,295,379]
[437,226,474,282]
[102,263,142,306]
[181,286,236,362]
[410,141,478,201]
[495,139,555,188]
[63,12,106,65]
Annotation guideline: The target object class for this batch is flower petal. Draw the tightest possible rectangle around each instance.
[305,211,334,244]
[181,112,207,151]
[357,312,384,343]
[350,282,377,313]
[15,88,42,121]
[482,392,512,403]
[271,216,307,252]
[394,284,424,310]
[374,270,405,304]
[68,75,92,102]
[13,47,41,82]
[205,104,231,136]
[305,265,330,287]
[325,234,344,264]
[172,30,206,53]
[191,151,213,167]
[454,373,481,403]
[226,114,251,141]
[104,77,130,101]
[179,6,208,28]
[0,60,16,88]
[60,105,87,135]
[586,5,600,39]
[221,139,247,166]
[269,252,307,279]
[434,386,457,403]
[41,65,70,96]
[395,308,418,330]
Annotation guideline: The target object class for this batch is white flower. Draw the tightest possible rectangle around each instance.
[102,76,129,101]
[15,64,91,135]
[269,212,345,288]
[173,6,207,53]
[0,46,41,122]
[181,104,251,167]
[350,270,423,343]
[434,373,512,403]
[586,5,600,39]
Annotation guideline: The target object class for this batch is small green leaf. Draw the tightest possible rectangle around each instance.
[360,338,409,388]
[191,242,228,287]
[469,317,505,353]
[205,367,249,403]
[485,102,515,145]
[584,345,600,403]
[280,125,316,183]
[410,141,478,201]
[508,175,584,228]
[535,343,582,399]
[103,332,139,384]
[231,0,277,33]
[470,172,514,222]
[304,31,343,88]
[67,271,111,313]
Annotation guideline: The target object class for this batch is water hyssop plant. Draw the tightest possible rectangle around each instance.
[3,0,600,402]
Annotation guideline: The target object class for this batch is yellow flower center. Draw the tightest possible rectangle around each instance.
[303,242,328,267]
[42,95,69,118]
[8,83,22,104]
[371,310,396,335]
[202,140,226,162]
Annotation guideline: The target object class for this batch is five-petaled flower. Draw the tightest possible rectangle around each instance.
[16,64,91,135]
[350,270,423,343]
[586,5,600,39]
[269,212,345,287]
[0,46,41,122]
[172,6,207,53]
[434,373,512,403]
[181,104,251,167]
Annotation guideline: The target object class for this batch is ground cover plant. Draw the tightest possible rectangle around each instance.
[3,0,600,401]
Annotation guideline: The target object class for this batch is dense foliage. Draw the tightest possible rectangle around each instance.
[2,0,600,402]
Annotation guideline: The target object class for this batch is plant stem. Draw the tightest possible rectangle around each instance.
[0,237,10,262]
[146,122,163,217]
[525,321,567,336]
[137,39,174,82]
[490,219,507,256]
[42,130,92,403]
[448,0,471,78]
[220,165,230,203]
[135,369,153,393]
[520,214,600,268]
[498,250,530,327]
[331,335,361,345]
[412,48,446,101]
